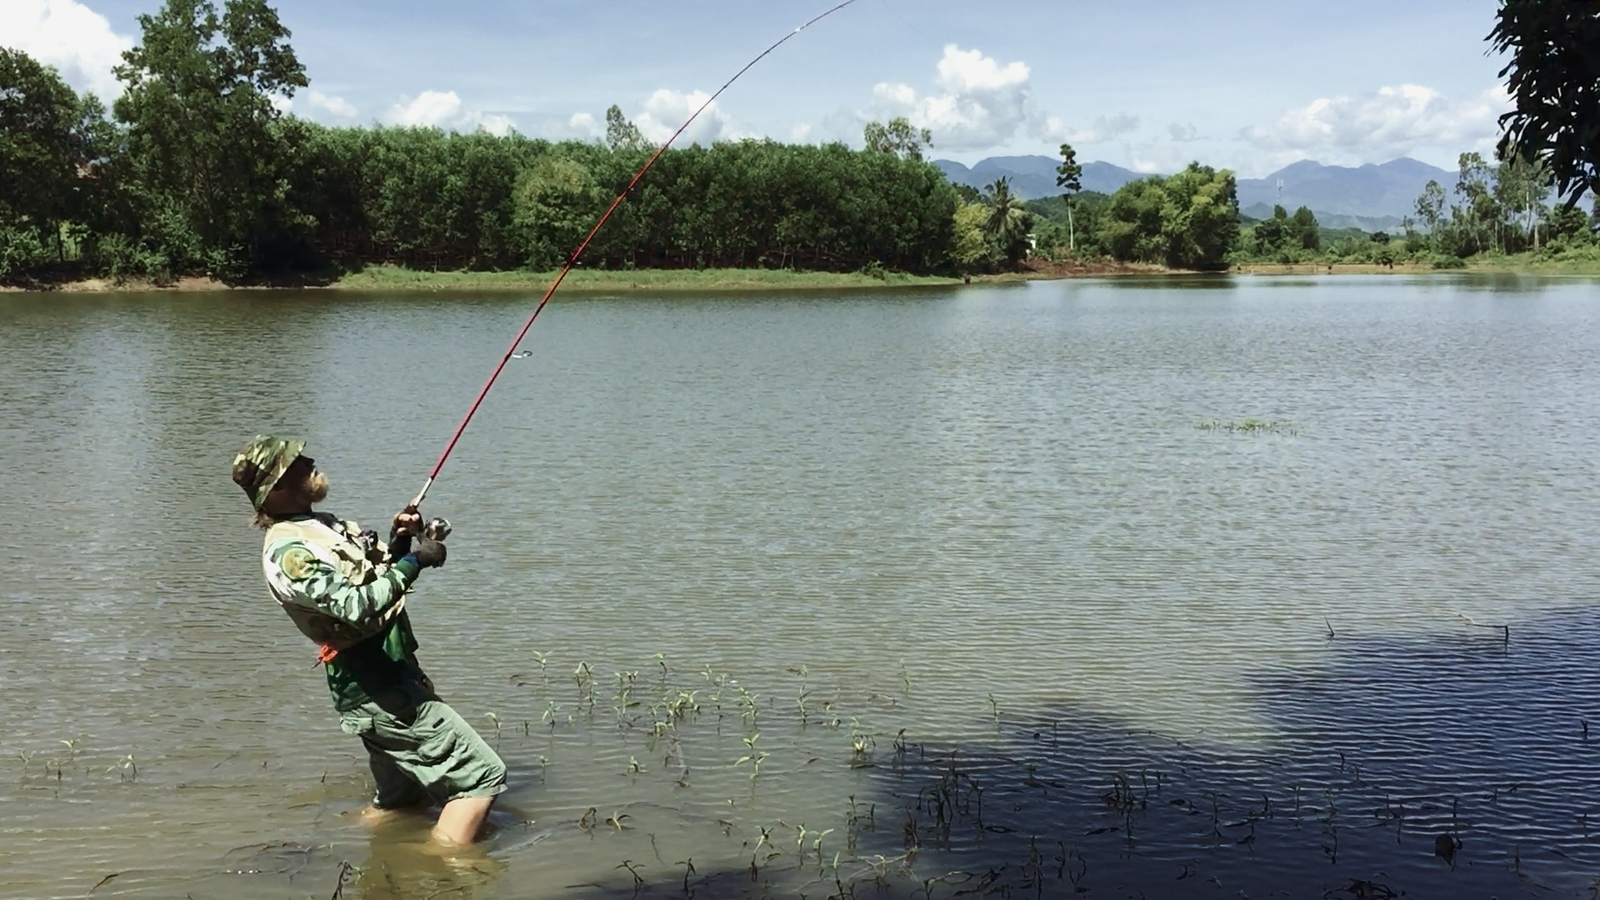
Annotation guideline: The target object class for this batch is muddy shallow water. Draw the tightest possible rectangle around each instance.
[4,274,1600,899]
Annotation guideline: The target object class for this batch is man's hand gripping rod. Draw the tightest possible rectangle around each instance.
[405,0,861,514]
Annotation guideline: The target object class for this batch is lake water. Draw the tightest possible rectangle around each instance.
[5,274,1600,899]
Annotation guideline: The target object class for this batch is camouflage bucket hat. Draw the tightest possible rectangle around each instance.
[232,435,307,511]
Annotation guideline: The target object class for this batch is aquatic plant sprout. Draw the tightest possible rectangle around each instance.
[1197,418,1300,435]
[376,637,1593,899]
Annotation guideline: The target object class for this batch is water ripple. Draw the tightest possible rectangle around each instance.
[4,277,1600,897]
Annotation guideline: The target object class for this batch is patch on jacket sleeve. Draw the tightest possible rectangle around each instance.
[280,546,316,581]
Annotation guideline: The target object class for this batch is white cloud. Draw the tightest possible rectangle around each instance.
[533,111,610,142]
[865,45,1136,153]
[307,90,358,120]
[1241,84,1510,164]
[472,112,515,136]
[236,88,361,127]
[1118,137,1226,177]
[1045,113,1141,145]
[1168,122,1201,143]
[388,90,463,127]
[384,90,517,135]
[1129,155,1167,175]
[789,122,813,143]
[871,45,1037,152]
[0,0,132,101]
[634,89,734,146]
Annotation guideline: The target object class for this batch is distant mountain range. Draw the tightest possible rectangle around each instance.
[1235,158,1451,222]
[934,156,1141,199]
[933,155,1453,232]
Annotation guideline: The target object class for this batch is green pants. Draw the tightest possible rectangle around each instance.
[338,693,507,809]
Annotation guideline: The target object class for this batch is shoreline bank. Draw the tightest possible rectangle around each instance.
[0,260,1174,294]
[1235,259,1600,276]
[6,257,1597,294]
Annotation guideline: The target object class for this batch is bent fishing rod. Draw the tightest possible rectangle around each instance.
[407,0,861,512]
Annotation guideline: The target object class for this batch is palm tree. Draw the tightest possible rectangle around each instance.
[984,177,1032,263]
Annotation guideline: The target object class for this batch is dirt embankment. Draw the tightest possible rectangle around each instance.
[1024,258,1174,277]
[1232,263,1423,276]
[968,258,1179,283]
[0,274,316,293]
[20,276,230,292]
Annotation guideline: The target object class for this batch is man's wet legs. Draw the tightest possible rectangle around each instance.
[433,795,496,846]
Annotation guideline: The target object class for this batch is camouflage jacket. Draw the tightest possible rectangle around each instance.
[262,512,426,710]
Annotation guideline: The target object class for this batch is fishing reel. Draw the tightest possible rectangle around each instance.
[387,516,451,544]
[362,516,452,563]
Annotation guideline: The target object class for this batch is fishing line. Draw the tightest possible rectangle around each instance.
[410,0,863,510]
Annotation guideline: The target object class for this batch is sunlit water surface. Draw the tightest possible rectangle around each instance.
[5,274,1600,899]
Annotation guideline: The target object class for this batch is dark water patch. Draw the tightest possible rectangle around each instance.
[538,607,1600,899]
[817,606,1600,899]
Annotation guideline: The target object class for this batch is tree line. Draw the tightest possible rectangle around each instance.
[1402,151,1599,264]
[0,0,964,282]
[0,0,1251,285]
[1211,150,1600,271]
[4,0,1594,284]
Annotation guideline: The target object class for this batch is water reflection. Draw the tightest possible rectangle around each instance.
[351,815,508,900]
[1454,271,1575,293]
[1097,273,1238,290]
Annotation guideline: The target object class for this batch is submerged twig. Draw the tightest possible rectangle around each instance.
[1455,612,1510,644]
[329,860,354,900]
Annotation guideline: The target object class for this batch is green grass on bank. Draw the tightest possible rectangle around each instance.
[1463,248,1600,275]
[332,265,962,292]
[1234,248,1600,277]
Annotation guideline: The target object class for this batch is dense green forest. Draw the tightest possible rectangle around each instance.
[1023,161,1241,269]
[0,0,1246,285]
[0,0,963,282]
[2,0,1596,285]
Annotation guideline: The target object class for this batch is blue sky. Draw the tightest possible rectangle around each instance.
[6,0,1509,177]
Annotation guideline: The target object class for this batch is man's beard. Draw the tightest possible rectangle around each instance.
[302,470,330,504]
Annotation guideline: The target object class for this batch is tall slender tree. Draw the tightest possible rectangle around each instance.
[1055,143,1083,252]
[1415,180,1447,232]
[1493,147,1551,251]
[1455,152,1499,254]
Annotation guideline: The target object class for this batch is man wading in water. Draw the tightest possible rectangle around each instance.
[232,436,506,846]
